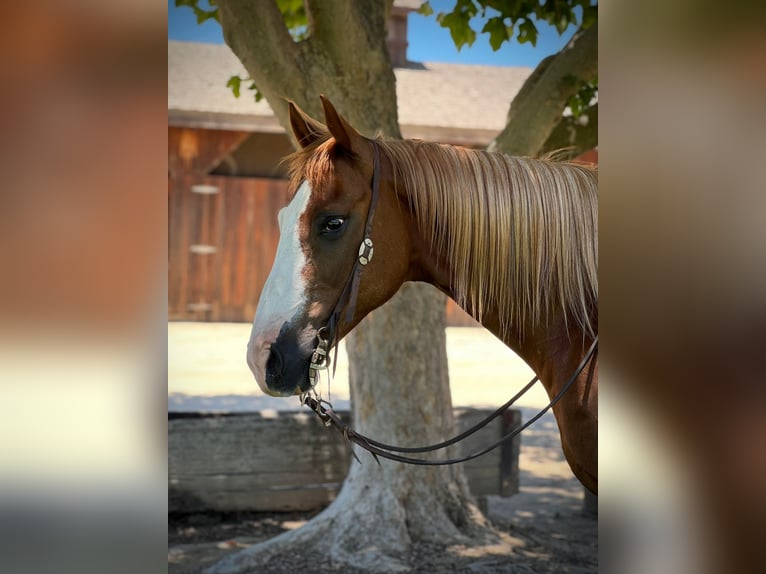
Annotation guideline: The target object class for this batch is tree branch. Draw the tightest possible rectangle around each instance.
[216,0,312,133]
[489,23,597,157]
[505,53,555,119]
[305,0,351,64]
[216,0,398,145]
[541,103,598,159]
[305,0,391,79]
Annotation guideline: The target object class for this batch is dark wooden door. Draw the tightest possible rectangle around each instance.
[169,175,290,322]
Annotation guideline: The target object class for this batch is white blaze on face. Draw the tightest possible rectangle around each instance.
[247,181,312,386]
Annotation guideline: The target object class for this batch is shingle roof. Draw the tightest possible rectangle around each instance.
[168,41,531,146]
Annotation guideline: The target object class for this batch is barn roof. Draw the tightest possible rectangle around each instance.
[168,40,532,146]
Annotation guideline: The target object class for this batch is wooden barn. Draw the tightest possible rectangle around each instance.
[168,5,585,325]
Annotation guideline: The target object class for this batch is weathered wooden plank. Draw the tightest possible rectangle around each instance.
[169,408,520,512]
[170,483,341,512]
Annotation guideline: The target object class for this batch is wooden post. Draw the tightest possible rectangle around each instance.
[582,487,598,516]
[500,409,522,496]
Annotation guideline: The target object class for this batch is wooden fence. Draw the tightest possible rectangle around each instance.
[169,408,520,513]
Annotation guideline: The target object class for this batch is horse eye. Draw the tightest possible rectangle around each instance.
[320,217,346,235]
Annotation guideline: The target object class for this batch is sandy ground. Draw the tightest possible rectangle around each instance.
[168,322,550,412]
[168,322,597,572]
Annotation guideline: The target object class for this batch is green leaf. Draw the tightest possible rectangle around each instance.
[254,91,264,103]
[459,0,479,18]
[193,6,219,24]
[517,18,538,46]
[423,0,596,51]
[566,79,598,119]
[174,1,220,24]
[485,0,519,15]
[226,75,242,98]
[581,4,598,29]
[276,0,307,37]
[439,10,476,51]
[482,17,509,52]
[418,1,434,17]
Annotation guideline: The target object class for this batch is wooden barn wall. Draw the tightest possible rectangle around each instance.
[169,174,291,322]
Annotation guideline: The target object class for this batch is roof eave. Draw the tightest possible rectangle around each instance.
[168,109,285,133]
[169,109,499,148]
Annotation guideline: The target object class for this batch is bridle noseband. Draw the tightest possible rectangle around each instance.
[301,139,598,466]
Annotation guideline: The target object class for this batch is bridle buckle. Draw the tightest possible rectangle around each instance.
[308,328,331,389]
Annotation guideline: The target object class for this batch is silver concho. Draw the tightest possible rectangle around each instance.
[358,237,374,266]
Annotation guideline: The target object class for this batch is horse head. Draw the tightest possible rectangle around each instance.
[246,97,413,396]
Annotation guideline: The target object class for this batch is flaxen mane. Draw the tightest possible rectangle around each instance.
[286,134,598,339]
[378,138,597,339]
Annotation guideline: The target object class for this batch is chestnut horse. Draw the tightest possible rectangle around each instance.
[247,97,598,494]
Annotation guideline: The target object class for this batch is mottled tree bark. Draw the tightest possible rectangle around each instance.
[217,0,400,141]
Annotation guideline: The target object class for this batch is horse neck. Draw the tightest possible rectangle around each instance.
[480,300,599,495]
[402,196,597,396]
[458,293,596,397]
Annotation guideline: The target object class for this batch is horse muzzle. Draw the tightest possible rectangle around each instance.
[247,324,313,397]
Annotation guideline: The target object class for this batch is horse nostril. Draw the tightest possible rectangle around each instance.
[265,347,284,384]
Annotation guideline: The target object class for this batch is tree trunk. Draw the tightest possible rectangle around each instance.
[342,284,504,564]
[208,2,505,571]
[210,286,514,573]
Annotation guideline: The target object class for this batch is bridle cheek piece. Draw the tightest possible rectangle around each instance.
[300,138,598,466]
[304,140,382,395]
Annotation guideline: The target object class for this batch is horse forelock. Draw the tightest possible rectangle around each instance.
[284,135,333,200]
[375,138,598,339]
[284,135,364,203]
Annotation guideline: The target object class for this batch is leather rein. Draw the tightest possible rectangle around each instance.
[300,139,598,466]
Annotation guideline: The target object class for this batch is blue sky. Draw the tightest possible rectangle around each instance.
[168,1,578,69]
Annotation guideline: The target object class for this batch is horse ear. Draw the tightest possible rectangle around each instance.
[320,95,364,153]
[288,100,326,149]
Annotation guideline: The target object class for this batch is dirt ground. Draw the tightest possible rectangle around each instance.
[168,408,597,573]
[168,324,597,572]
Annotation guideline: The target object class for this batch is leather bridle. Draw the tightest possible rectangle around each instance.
[300,138,598,466]
[305,140,382,390]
